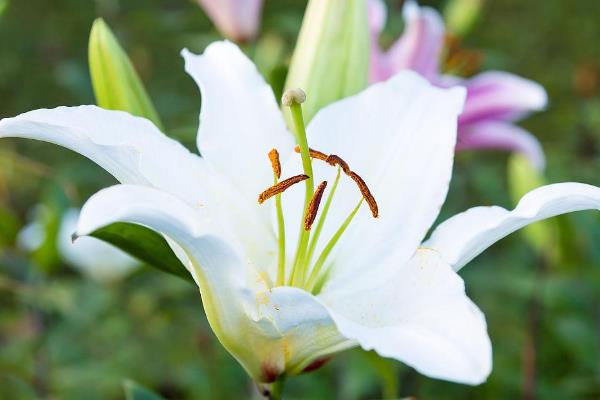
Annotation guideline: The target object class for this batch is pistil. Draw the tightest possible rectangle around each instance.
[283,89,315,287]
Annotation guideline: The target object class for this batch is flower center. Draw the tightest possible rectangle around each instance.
[257,89,378,293]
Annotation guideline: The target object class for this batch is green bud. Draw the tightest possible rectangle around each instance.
[285,0,369,123]
[444,0,484,37]
[88,19,163,130]
[508,154,557,257]
[0,0,8,17]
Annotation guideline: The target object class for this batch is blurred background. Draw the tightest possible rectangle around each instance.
[1,0,600,398]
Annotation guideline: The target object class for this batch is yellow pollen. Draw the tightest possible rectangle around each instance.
[268,149,281,179]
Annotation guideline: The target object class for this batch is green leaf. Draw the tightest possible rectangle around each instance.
[89,222,193,283]
[123,380,165,400]
[88,19,163,130]
[285,0,369,123]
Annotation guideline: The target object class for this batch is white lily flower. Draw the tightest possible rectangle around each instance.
[1,41,600,386]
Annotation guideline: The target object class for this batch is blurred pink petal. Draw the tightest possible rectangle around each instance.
[369,0,445,82]
[368,0,388,82]
[368,0,387,34]
[459,71,548,125]
[368,1,547,169]
[197,0,264,42]
[456,121,546,170]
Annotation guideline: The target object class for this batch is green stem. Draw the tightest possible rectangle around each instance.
[288,103,314,287]
[381,364,399,399]
[270,378,286,400]
[304,167,341,267]
[305,200,363,292]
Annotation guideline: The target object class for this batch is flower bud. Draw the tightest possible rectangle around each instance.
[285,0,369,123]
[88,19,163,129]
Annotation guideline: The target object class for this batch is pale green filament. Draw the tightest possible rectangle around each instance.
[288,102,314,287]
[304,167,341,267]
[274,173,286,286]
[305,200,363,292]
[277,90,372,290]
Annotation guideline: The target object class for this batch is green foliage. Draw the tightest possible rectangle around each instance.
[444,0,484,37]
[30,183,70,273]
[89,18,163,129]
[123,380,165,400]
[0,0,8,17]
[89,222,193,283]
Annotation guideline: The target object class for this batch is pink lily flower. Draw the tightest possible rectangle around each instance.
[197,0,264,42]
[369,0,547,170]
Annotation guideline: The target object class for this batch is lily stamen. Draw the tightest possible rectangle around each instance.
[268,148,281,179]
[258,174,309,204]
[293,146,379,218]
[325,154,350,175]
[294,145,328,161]
[349,172,378,218]
[304,181,328,231]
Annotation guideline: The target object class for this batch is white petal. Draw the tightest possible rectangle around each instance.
[75,184,222,283]
[286,70,465,289]
[76,184,350,382]
[0,105,207,205]
[425,183,600,271]
[75,184,266,362]
[243,286,354,380]
[320,249,492,385]
[182,41,294,203]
